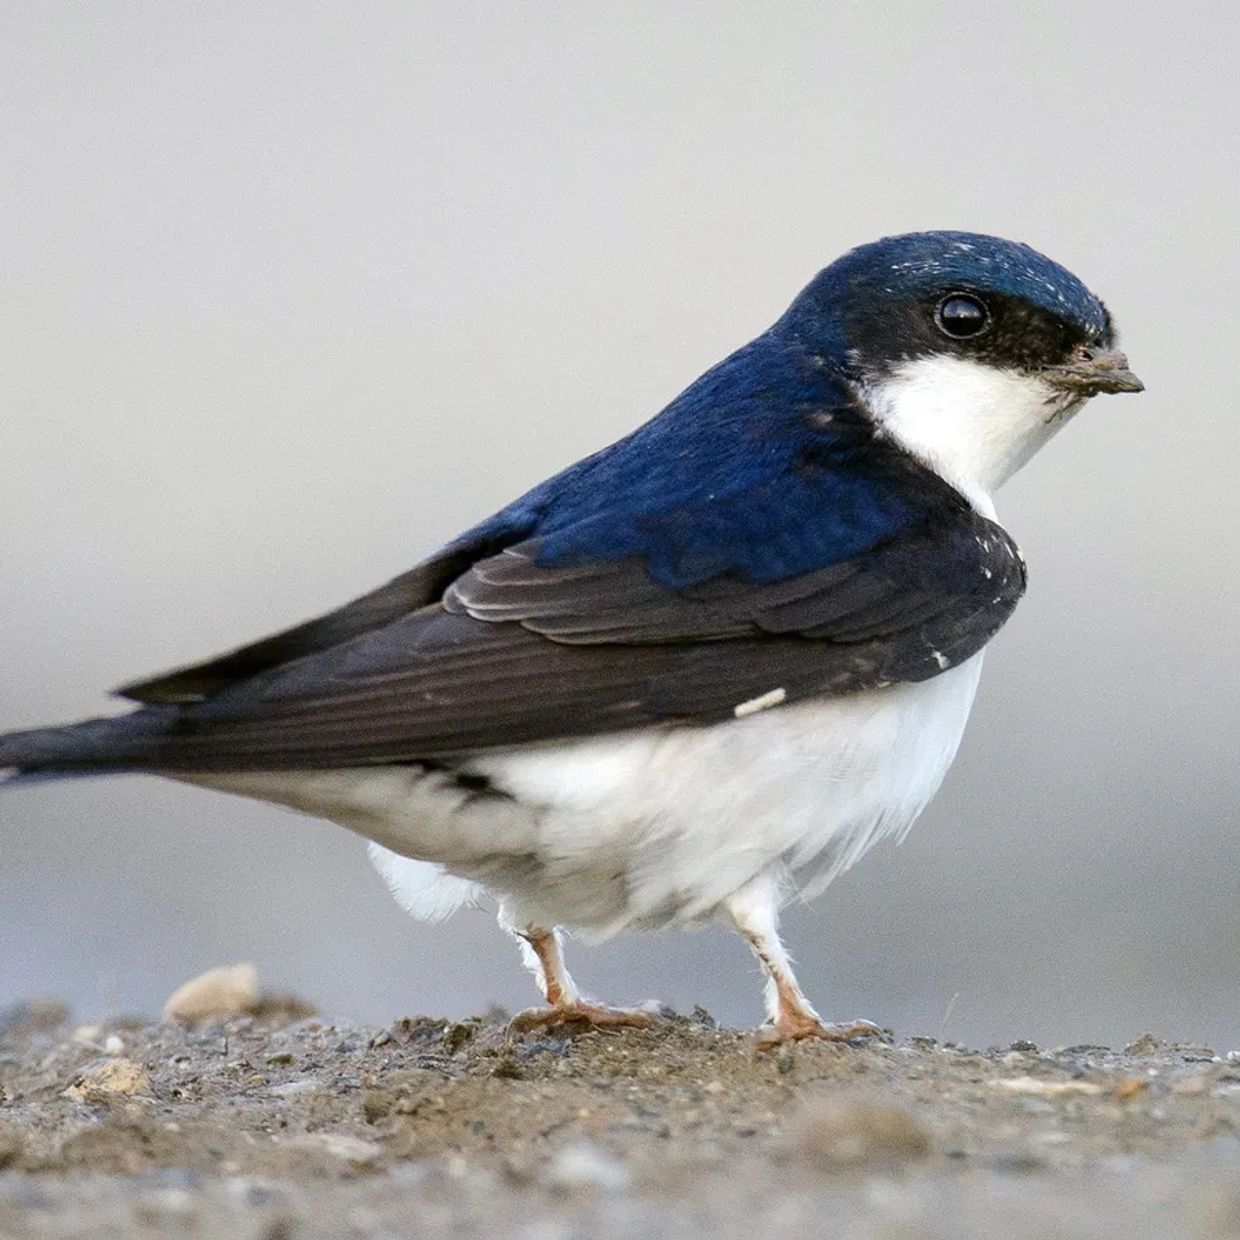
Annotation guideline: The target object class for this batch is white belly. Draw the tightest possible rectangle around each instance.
[190,655,983,934]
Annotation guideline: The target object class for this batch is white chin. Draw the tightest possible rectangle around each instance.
[862,355,1083,509]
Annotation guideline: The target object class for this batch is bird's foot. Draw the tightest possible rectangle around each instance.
[508,1001,653,1037]
[755,1015,883,1049]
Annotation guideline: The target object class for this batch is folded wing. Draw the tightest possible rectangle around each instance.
[91,506,1023,771]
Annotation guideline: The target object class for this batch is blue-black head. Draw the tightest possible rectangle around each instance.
[778,230,1141,398]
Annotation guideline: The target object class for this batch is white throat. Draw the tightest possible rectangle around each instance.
[862,355,1084,512]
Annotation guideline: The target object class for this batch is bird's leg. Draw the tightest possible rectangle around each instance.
[725,877,882,1048]
[504,920,651,1035]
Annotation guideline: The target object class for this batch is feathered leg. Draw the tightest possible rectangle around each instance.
[500,907,651,1035]
[726,875,881,1047]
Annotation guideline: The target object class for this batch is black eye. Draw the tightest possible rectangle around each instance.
[936,294,989,339]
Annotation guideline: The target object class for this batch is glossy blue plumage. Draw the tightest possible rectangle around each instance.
[786,230,1110,340]
[2,228,1064,770]
[459,331,933,589]
[454,229,1109,591]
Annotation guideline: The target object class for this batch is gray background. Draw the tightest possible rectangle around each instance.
[3,2,1237,1051]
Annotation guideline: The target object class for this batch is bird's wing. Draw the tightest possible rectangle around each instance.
[107,503,1023,771]
[118,335,908,708]
[92,341,1026,772]
[117,517,537,704]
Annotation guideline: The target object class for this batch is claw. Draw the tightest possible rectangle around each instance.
[755,1016,883,1049]
[508,1002,653,1037]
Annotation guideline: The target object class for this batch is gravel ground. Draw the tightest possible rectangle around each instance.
[1,995,1238,1238]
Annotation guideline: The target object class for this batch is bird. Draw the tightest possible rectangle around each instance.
[1,231,1142,1044]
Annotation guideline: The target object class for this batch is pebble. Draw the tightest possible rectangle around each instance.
[63,1057,153,1099]
[163,964,259,1025]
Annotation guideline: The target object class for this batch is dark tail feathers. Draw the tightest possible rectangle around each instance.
[0,709,176,782]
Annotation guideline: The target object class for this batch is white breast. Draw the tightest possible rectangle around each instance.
[466,651,984,929]
[192,654,983,936]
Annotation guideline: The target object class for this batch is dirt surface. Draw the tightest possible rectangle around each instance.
[1,996,1238,1239]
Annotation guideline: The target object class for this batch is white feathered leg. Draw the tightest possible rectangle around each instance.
[498,903,651,1035]
[725,873,882,1046]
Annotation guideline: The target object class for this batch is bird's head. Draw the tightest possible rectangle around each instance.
[778,231,1143,505]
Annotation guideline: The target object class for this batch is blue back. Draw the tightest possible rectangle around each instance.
[455,331,941,589]
[451,231,1102,590]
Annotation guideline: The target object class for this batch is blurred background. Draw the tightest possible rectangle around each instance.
[3,2,1237,1051]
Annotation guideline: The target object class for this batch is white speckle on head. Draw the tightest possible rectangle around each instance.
[931,650,949,670]
[861,355,1084,508]
[734,687,787,718]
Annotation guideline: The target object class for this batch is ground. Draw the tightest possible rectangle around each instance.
[1,996,1238,1239]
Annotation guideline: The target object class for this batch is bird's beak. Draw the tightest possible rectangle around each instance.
[1040,348,1144,396]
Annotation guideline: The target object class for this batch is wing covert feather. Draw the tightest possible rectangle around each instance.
[114,509,1024,770]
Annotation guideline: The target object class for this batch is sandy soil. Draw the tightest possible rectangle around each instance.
[1,995,1238,1239]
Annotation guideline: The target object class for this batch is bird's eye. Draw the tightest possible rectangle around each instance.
[935,294,989,339]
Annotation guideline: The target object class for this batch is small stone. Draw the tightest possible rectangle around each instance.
[163,964,258,1025]
[104,1035,125,1056]
[1124,1033,1166,1056]
[787,1094,932,1169]
[64,1057,153,1099]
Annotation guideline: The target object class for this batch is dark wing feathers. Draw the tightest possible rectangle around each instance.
[6,339,1030,777]
[58,508,1024,772]
[117,517,536,704]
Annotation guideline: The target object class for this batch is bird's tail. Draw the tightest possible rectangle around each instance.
[0,709,177,787]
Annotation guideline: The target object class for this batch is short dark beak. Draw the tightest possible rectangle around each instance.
[1041,348,1144,396]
